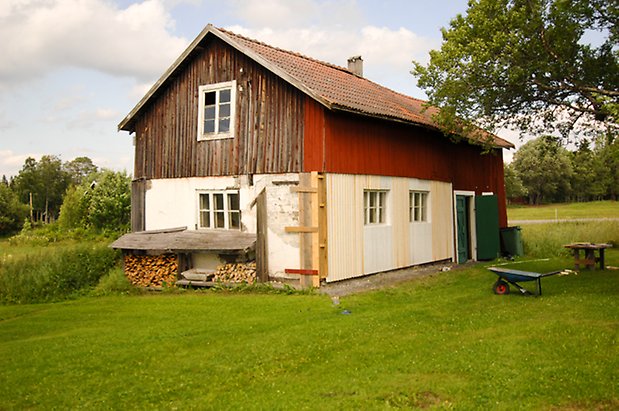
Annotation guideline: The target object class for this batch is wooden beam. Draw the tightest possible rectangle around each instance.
[285,226,318,233]
[285,268,318,276]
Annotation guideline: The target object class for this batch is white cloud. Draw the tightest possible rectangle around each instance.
[0,0,189,86]
[0,149,41,178]
[226,24,437,96]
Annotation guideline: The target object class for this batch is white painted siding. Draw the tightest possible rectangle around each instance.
[143,174,300,278]
[326,174,454,282]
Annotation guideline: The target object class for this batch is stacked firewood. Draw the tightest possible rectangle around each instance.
[213,262,257,284]
[124,253,178,287]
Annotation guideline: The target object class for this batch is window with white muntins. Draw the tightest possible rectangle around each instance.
[198,191,240,230]
[409,191,429,222]
[197,80,236,140]
[364,190,387,225]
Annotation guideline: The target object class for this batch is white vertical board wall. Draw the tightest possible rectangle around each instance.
[326,174,454,282]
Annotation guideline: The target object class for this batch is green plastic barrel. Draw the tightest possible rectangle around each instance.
[500,226,524,257]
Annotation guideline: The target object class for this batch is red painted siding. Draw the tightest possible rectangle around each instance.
[303,108,509,227]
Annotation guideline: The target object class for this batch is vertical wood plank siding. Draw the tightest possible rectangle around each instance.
[303,109,509,228]
[133,38,304,179]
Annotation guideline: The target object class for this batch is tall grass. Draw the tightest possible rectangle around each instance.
[521,220,619,258]
[0,244,120,304]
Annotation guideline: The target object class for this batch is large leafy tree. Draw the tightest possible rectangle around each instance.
[11,156,70,223]
[58,170,131,232]
[512,136,573,204]
[0,182,28,235]
[413,0,618,141]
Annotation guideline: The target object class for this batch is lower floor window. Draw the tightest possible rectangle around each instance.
[198,191,240,229]
[410,191,429,222]
[364,190,387,225]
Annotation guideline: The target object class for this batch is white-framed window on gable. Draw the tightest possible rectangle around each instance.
[409,191,429,222]
[198,191,240,230]
[364,190,387,225]
[197,80,236,141]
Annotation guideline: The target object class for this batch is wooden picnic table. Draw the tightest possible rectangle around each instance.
[563,243,612,270]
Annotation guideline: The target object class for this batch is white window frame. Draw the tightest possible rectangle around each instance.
[409,191,429,222]
[363,190,388,225]
[197,190,241,230]
[197,80,236,141]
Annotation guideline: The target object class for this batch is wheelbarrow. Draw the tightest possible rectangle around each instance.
[487,267,562,296]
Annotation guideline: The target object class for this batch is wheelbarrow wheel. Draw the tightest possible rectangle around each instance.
[493,280,510,295]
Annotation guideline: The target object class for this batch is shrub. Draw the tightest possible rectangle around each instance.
[0,244,121,304]
[92,267,139,296]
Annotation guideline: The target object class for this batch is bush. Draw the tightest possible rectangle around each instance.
[0,244,121,304]
[91,267,139,296]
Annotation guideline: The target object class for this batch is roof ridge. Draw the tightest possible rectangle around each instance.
[217,26,354,75]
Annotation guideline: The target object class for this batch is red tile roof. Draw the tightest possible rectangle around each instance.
[119,25,514,149]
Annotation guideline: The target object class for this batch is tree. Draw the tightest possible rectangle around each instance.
[570,141,607,201]
[503,162,527,201]
[0,184,29,235]
[413,0,618,142]
[512,136,573,204]
[58,170,131,232]
[64,157,98,186]
[596,133,619,199]
[11,156,70,223]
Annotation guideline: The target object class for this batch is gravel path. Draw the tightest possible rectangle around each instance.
[318,260,476,297]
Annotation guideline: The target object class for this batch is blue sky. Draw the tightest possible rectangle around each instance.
[0,0,517,179]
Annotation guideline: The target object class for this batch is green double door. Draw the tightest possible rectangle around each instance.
[456,194,501,263]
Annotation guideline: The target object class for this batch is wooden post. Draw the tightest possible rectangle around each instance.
[255,189,269,282]
[29,192,33,224]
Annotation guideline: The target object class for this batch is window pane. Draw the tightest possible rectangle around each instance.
[229,211,240,229]
[219,103,230,118]
[369,191,376,207]
[215,211,225,228]
[200,194,209,210]
[205,105,216,120]
[204,119,215,133]
[200,211,210,228]
[228,193,239,210]
[214,193,224,211]
[204,91,216,105]
[219,88,231,103]
[219,118,230,133]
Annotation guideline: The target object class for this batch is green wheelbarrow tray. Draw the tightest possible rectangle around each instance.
[487,267,562,296]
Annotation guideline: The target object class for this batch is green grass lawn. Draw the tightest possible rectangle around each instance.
[507,200,619,221]
[1,255,617,410]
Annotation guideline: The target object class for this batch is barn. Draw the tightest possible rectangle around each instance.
[112,24,514,288]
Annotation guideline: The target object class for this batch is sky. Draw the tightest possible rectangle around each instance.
[0,0,519,179]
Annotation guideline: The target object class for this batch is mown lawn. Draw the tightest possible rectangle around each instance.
[507,200,619,221]
[1,254,617,410]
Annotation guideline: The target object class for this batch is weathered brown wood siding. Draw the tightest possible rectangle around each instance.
[133,37,304,179]
[303,108,509,228]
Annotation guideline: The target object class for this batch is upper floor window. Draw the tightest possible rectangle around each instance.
[409,191,429,222]
[197,81,236,141]
[198,191,240,230]
[364,190,387,225]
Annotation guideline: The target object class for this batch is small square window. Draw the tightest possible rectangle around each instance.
[197,81,236,140]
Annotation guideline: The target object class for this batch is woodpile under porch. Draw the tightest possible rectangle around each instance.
[110,227,258,288]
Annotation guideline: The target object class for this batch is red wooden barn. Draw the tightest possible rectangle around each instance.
[113,25,514,287]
